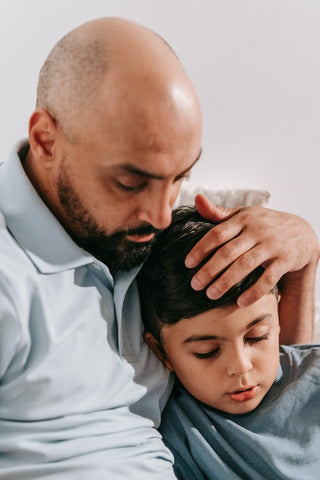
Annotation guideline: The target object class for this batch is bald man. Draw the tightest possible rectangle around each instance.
[0,17,318,480]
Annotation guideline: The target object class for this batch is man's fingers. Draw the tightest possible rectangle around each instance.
[187,203,319,307]
[185,213,243,268]
[236,263,284,307]
[200,247,280,299]
[195,194,240,222]
[190,235,258,290]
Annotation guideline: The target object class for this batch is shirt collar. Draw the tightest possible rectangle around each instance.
[0,140,93,274]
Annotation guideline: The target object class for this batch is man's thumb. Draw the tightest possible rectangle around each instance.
[195,193,240,222]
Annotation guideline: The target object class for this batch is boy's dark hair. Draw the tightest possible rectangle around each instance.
[138,206,276,343]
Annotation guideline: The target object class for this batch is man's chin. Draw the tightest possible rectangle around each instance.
[75,230,157,273]
[110,240,154,272]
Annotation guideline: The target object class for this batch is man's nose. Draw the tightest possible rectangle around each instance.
[137,186,176,230]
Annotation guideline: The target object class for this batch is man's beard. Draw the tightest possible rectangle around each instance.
[57,166,160,273]
[75,227,158,273]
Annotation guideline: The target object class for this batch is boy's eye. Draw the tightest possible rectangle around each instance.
[194,348,220,360]
[246,333,269,344]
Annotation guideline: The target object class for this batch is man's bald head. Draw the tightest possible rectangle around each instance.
[36,17,188,139]
[26,17,202,272]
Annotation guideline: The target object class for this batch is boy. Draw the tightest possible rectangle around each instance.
[138,206,320,480]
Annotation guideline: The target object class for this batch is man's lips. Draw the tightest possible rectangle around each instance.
[229,386,258,402]
[125,232,156,243]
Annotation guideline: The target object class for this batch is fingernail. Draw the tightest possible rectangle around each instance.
[237,295,249,308]
[207,286,219,300]
[185,255,196,268]
[191,276,202,290]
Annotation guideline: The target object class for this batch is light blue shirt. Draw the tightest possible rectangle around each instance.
[0,141,175,479]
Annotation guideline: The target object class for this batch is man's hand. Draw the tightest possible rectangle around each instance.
[185,194,320,310]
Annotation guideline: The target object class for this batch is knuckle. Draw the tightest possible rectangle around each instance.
[248,288,263,304]
[219,243,234,261]
[238,254,255,271]
[244,279,269,304]
[217,278,231,295]
[213,228,228,245]
[238,207,256,225]
[238,206,267,229]
[189,242,210,264]
[198,263,217,284]
[263,269,279,288]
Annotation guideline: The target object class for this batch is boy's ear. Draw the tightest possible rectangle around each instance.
[143,332,174,372]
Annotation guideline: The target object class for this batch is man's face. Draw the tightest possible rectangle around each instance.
[51,79,202,272]
[56,158,161,272]
[160,294,280,414]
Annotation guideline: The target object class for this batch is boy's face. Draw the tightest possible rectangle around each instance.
[158,293,280,414]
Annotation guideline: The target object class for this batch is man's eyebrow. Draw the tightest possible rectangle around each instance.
[182,314,272,344]
[115,149,202,180]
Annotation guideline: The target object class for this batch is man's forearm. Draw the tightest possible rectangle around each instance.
[279,261,319,344]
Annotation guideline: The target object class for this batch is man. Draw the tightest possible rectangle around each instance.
[0,17,318,479]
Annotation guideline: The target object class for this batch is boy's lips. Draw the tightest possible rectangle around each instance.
[229,386,258,402]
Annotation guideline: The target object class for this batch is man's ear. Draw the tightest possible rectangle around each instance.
[28,110,59,166]
[143,332,174,372]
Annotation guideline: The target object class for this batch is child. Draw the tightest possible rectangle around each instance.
[138,206,320,480]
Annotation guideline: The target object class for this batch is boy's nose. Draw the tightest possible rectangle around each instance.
[225,348,253,377]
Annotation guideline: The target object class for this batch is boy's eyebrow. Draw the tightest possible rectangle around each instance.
[114,149,202,180]
[182,314,272,344]
[183,334,220,343]
[246,314,272,330]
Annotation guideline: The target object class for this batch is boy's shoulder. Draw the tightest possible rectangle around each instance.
[279,343,320,385]
[159,380,204,443]
[159,382,210,480]
[279,343,320,368]
[280,343,320,354]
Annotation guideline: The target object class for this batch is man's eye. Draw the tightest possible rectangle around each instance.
[246,333,269,344]
[116,181,146,192]
[175,173,191,183]
[194,348,220,360]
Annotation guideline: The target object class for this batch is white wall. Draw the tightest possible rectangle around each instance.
[1,0,319,293]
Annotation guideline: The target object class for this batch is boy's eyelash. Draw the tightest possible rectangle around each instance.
[194,334,268,361]
[246,333,269,343]
[194,334,268,360]
[194,348,220,360]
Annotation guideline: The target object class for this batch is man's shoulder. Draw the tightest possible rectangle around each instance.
[0,213,36,284]
[0,210,6,228]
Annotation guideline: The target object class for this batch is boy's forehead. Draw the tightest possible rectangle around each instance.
[161,293,279,342]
